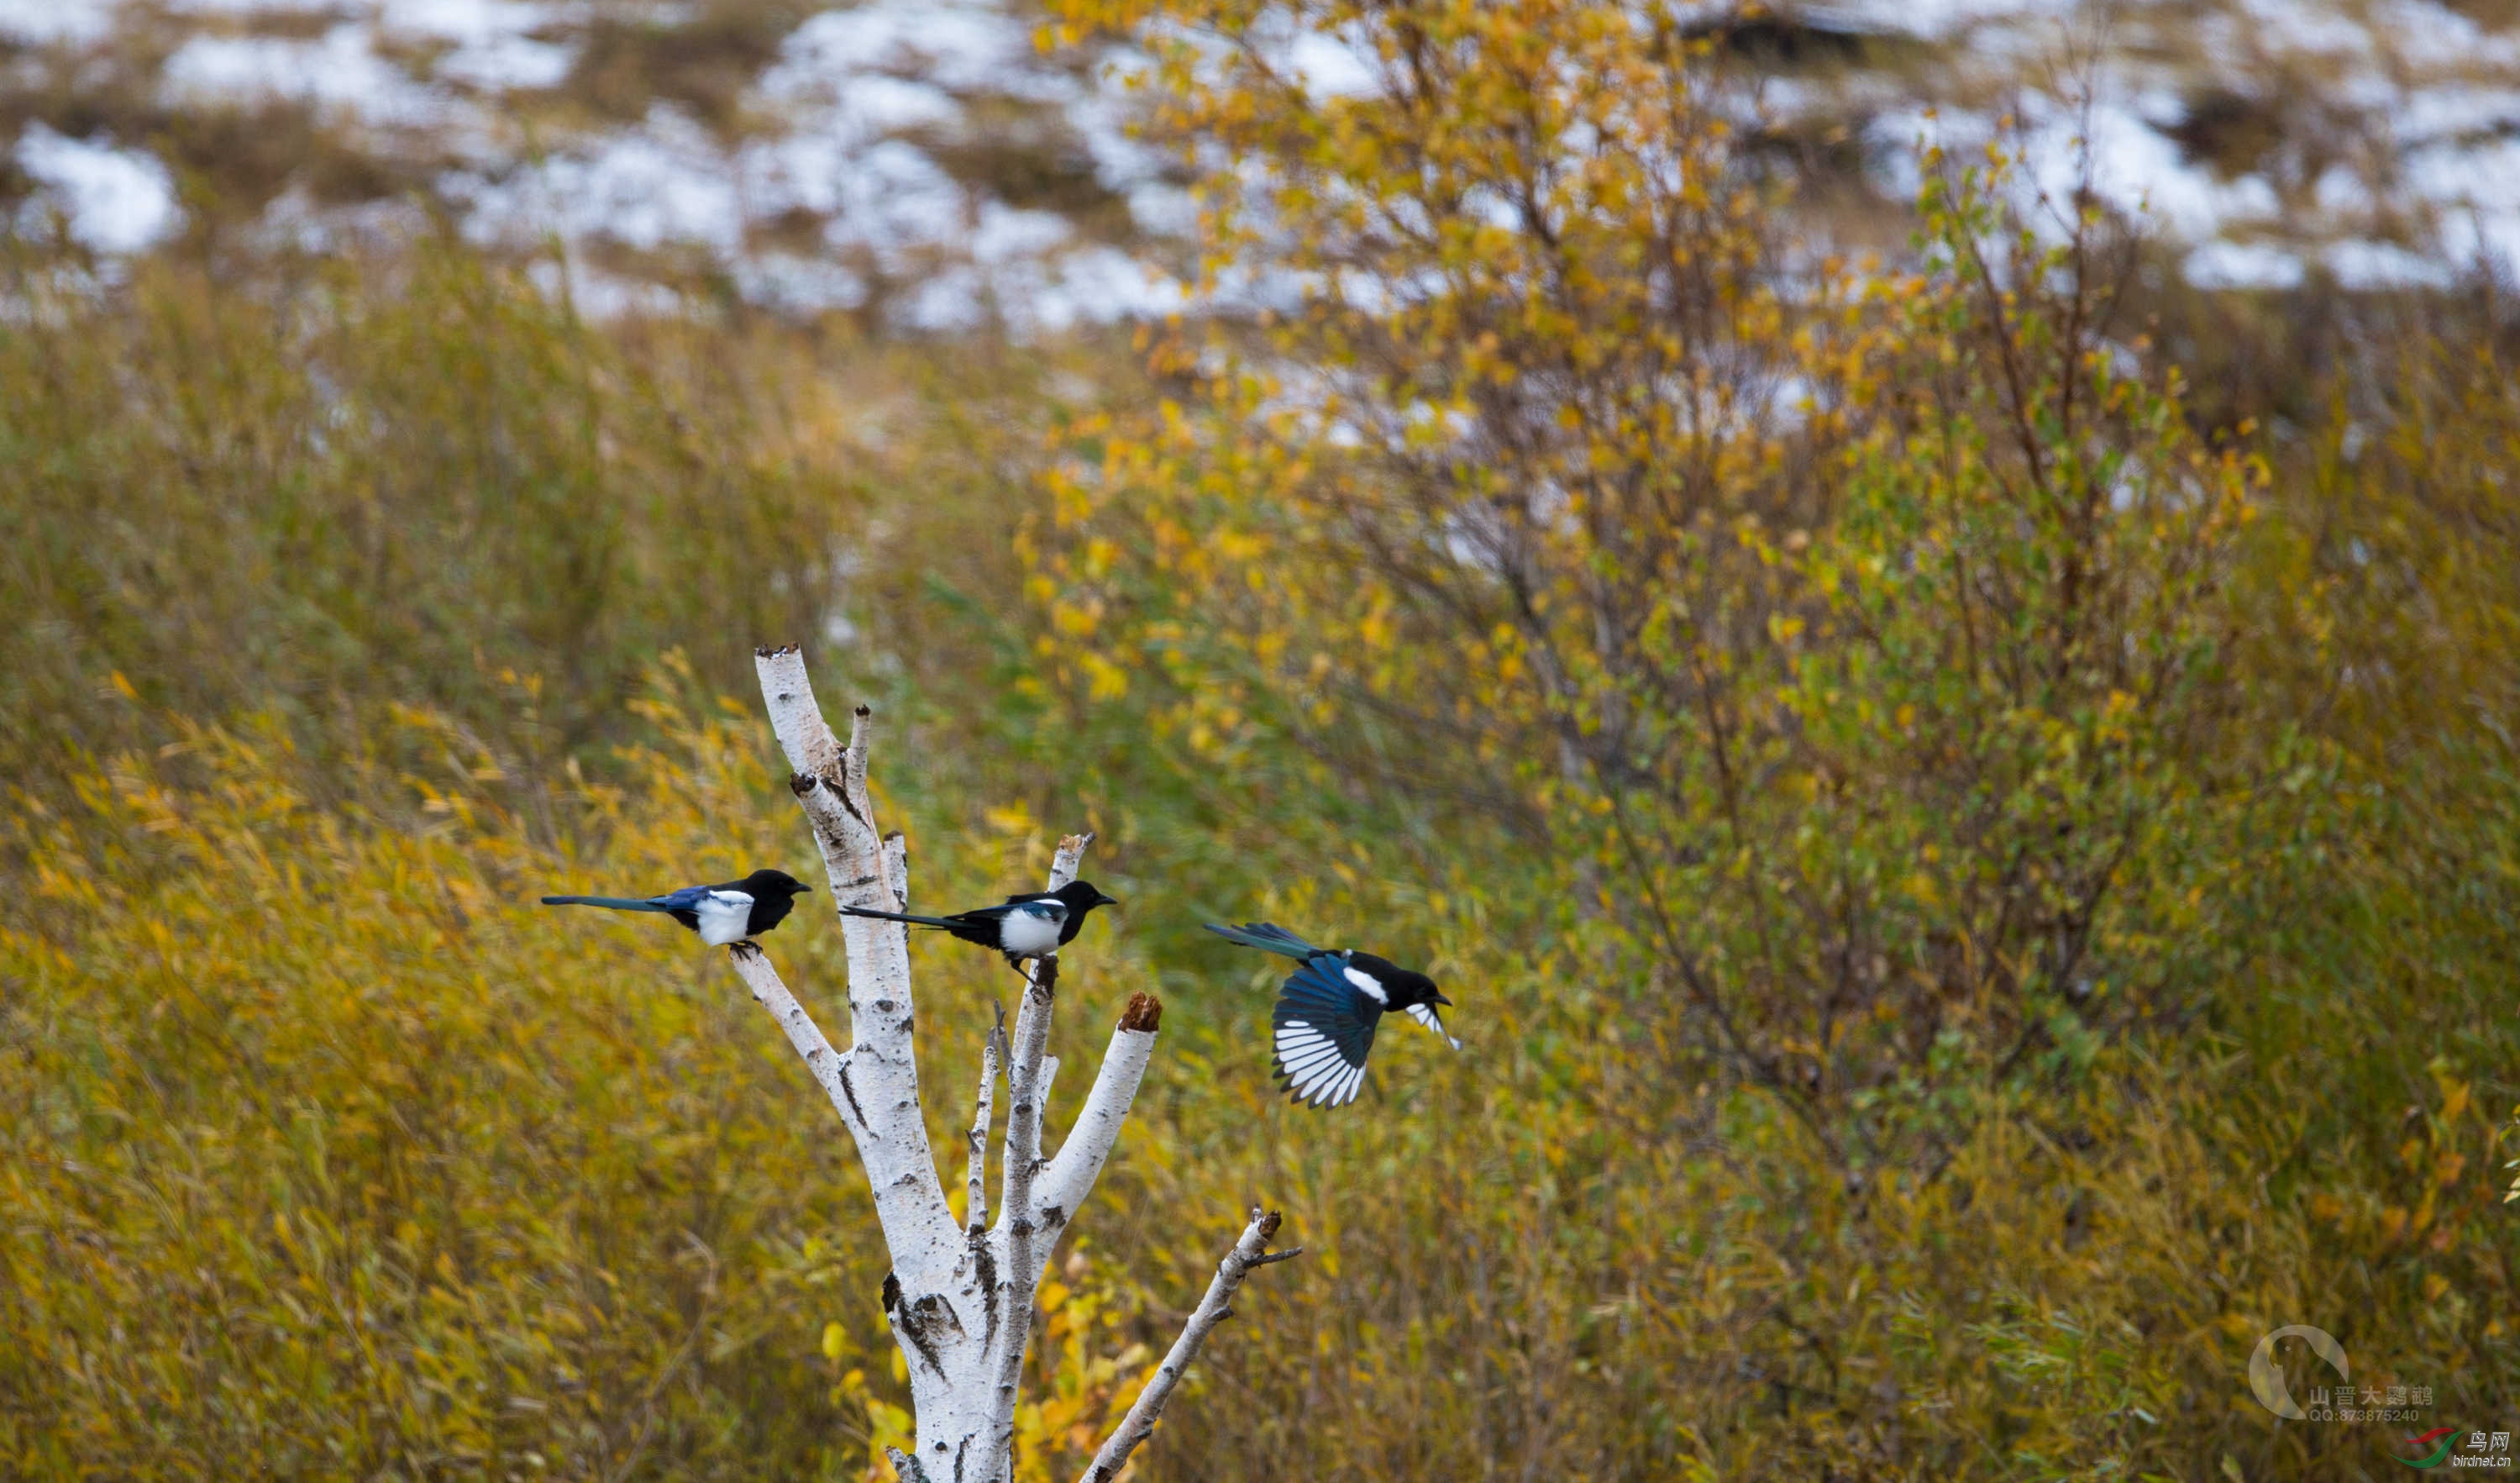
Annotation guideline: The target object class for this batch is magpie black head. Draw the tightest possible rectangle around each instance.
[1387,973,1448,1011]
[1047,880,1117,947]
[1347,950,1445,1011]
[738,868,811,899]
[1053,880,1118,912]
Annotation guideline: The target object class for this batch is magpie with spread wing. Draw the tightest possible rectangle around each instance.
[1203,921,1461,1108]
[542,868,811,947]
[837,879,1118,970]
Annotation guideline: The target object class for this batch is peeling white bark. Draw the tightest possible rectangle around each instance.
[754,653,958,1290]
[981,833,1089,1470]
[1037,1019,1155,1224]
[964,1006,1004,1234]
[725,946,864,1141]
[737,647,1292,1483]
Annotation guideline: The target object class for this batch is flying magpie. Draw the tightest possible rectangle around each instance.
[541,868,811,947]
[1203,921,1461,1108]
[836,880,1118,969]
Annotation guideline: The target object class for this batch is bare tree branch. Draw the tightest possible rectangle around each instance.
[725,945,868,1143]
[965,1003,1005,1234]
[987,831,1091,1466]
[1080,1210,1301,1483]
[1000,831,1092,1209]
[1037,994,1163,1223]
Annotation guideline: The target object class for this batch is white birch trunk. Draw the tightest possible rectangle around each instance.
[734,647,1294,1483]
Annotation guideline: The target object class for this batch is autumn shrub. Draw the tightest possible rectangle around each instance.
[0,692,1234,1480]
[1019,1,2520,1477]
[1039,0,2265,1174]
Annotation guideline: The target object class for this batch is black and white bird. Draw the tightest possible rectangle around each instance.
[837,880,1119,970]
[1203,921,1461,1108]
[541,868,811,947]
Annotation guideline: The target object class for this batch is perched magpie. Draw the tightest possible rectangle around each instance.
[836,880,1119,969]
[541,868,811,947]
[1204,921,1461,1108]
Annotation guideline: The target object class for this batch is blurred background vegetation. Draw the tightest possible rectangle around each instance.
[3,1,2516,1479]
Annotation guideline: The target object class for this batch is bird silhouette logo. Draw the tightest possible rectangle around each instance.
[2246,1323,2348,1420]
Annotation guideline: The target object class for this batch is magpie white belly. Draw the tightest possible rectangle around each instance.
[695,891,755,945]
[996,911,1064,958]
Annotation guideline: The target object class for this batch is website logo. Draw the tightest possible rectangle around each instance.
[2250,1324,2349,1421]
[2397,1429,2515,1469]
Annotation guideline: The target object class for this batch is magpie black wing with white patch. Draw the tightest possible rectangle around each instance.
[648,884,714,931]
[1271,956,1382,1108]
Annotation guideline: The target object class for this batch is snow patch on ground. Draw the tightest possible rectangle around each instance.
[454,106,745,253]
[0,0,118,44]
[2019,97,2284,240]
[2184,239,2306,291]
[13,124,182,253]
[2407,134,2520,269]
[163,0,342,13]
[427,0,1194,324]
[775,0,1048,98]
[2328,239,2454,290]
[411,0,580,93]
[163,26,454,128]
[10,0,2520,316]
[1848,0,2074,39]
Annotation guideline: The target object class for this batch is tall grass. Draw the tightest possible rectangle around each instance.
[0,246,860,807]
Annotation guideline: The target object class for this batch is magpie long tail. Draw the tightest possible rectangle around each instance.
[836,905,963,929]
[541,895,670,912]
[1202,921,1323,960]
